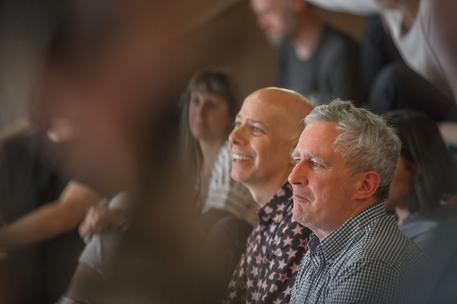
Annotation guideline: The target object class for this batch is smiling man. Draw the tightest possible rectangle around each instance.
[288,100,425,304]
[224,87,312,304]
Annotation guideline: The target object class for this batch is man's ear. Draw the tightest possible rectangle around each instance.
[352,171,381,200]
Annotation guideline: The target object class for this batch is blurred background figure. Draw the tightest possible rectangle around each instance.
[0,123,86,304]
[307,0,457,147]
[180,68,257,226]
[384,110,457,229]
[385,110,457,303]
[179,68,257,301]
[58,192,129,304]
[250,0,360,105]
[0,0,206,303]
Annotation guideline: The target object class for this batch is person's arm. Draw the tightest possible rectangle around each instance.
[0,181,101,249]
[307,0,380,15]
[428,0,457,101]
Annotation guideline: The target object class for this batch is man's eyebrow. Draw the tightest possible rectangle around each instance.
[308,152,328,166]
[293,150,327,163]
[291,150,300,159]
[246,118,266,125]
[246,119,269,130]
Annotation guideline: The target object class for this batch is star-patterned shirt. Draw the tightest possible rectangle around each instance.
[224,183,311,304]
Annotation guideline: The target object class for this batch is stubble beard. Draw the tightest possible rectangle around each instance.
[265,15,297,47]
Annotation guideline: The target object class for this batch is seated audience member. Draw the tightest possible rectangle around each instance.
[224,87,313,304]
[384,110,457,302]
[307,0,457,144]
[180,68,257,226]
[0,115,128,250]
[289,100,425,304]
[180,69,257,297]
[57,193,129,304]
[0,124,93,304]
[384,110,457,244]
[0,180,102,249]
[249,0,360,105]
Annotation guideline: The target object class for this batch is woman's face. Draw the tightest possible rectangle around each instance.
[384,157,414,212]
[188,91,231,142]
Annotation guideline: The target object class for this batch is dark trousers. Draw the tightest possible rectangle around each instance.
[361,15,402,102]
[369,62,457,122]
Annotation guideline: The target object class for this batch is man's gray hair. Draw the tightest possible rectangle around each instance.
[305,100,400,201]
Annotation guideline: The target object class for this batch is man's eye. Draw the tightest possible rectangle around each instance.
[250,126,262,133]
[233,121,241,128]
[309,160,322,169]
[292,157,301,164]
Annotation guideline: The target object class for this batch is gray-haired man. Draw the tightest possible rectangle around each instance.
[288,100,426,303]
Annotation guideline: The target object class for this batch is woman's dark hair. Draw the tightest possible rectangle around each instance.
[179,68,239,201]
[385,110,457,213]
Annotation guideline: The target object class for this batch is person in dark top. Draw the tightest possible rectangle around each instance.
[384,110,457,303]
[249,0,360,105]
[384,110,457,237]
[0,124,84,304]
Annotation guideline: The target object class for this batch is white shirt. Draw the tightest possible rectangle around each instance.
[308,0,454,100]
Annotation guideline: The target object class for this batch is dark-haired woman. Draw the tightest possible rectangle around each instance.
[385,110,457,239]
[180,68,257,226]
[180,68,258,300]
[385,110,457,303]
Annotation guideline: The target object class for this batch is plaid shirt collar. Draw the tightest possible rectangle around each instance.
[308,203,387,264]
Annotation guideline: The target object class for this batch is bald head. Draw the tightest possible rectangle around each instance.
[245,87,313,143]
[229,87,312,203]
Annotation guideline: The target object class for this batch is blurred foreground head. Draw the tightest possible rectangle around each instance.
[23,0,196,195]
[3,0,212,303]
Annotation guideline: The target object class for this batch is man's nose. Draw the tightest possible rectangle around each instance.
[229,125,247,146]
[288,161,307,186]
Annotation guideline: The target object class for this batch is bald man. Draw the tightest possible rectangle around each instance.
[224,88,312,304]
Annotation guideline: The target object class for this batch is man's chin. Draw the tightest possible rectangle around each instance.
[231,172,246,184]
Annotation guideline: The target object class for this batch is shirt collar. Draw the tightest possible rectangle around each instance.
[257,183,292,225]
[311,203,387,264]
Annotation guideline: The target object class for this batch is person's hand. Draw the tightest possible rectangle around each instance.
[79,206,126,239]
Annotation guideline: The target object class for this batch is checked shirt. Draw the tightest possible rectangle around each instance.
[290,203,426,304]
